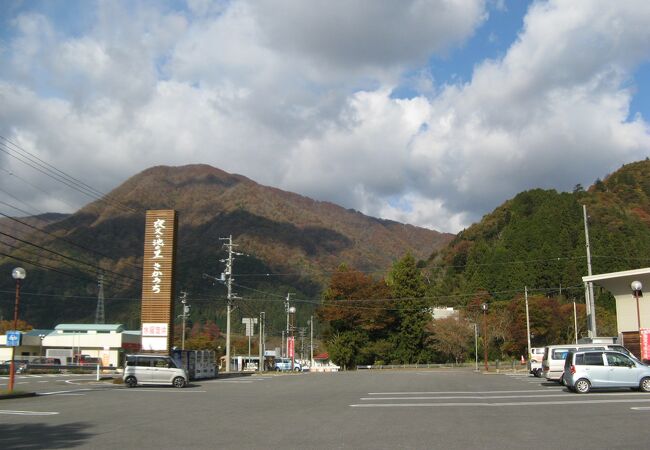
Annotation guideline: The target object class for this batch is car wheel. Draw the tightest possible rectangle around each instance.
[172,377,186,388]
[294,367,301,372]
[534,369,542,378]
[125,376,137,388]
[640,377,650,392]
[574,378,591,394]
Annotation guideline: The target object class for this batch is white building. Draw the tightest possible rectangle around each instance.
[583,267,650,357]
[0,323,140,367]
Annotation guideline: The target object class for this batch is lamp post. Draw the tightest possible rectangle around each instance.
[482,303,489,372]
[8,267,26,392]
[632,281,643,331]
[288,306,296,370]
[39,334,45,356]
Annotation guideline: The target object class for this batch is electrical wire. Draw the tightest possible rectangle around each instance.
[0,135,139,214]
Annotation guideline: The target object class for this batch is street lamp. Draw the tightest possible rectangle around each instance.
[8,267,26,392]
[39,334,46,356]
[288,306,296,370]
[482,303,489,372]
[632,281,643,330]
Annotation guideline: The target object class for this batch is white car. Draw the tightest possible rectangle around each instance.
[274,358,302,372]
[123,354,188,388]
[564,350,650,393]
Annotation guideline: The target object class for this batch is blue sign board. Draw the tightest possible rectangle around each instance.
[6,331,22,347]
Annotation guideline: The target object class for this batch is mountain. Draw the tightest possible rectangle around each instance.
[0,164,453,328]
[425,159,650,315]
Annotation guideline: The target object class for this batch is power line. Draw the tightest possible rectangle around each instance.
[0,135,139,214]
[0,228,140,286]
[0,207,143,273]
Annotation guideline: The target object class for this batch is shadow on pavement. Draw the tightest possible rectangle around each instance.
[0,422,92,449]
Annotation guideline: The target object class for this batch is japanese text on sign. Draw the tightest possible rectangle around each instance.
[151,219,165,293]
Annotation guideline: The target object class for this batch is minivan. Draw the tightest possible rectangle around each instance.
[274,358,302,372]
[123,354,188,388]
[563,350,650,393]
[542,344,631,383]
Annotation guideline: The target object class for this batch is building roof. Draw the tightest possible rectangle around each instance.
[23,329,54,337]
[54,324,125,333]
[583,267,650,295]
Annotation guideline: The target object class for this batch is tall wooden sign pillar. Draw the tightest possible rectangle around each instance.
[141,210,178,353]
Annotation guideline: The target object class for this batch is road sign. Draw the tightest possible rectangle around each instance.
[6,330,22,347]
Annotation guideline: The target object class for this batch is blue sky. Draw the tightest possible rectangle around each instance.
[1,0,649,233]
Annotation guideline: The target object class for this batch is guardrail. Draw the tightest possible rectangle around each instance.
[356,360,529,371]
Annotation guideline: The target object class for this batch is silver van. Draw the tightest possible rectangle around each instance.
[123,354,188,388]
[563,350,650,393]
[542,344,631,383]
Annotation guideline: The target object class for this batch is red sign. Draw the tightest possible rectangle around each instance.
[641,328,650,361]
[287,337,295,358]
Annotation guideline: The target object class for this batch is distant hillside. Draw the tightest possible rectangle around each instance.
[0,164,452,328]
[426,159,650,315]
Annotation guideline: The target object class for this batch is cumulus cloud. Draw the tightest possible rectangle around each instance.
[0,0,649,233]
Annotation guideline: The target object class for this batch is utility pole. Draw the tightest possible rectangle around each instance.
[95,272,105,324]
[525,286,531,360]
[298,327,306,361]
[285,292,293,344]
[179,291,190,350]
[573,299,578,344]
[583,205,597,337]
[220,235,241,373]
[310,315,314,369]
[259,311,265,372]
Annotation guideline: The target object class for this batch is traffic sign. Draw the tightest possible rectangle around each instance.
[6,330,22,347]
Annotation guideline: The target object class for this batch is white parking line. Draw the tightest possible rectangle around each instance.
[367,389,559,395]
[0,410,59,416]
[630,407,650,411]
[351,399,650,408]
[362,392,650,401]
[40,388,93,395]
[115,389,207,393]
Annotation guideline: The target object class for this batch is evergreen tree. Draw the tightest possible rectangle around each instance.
[388,254,430,363]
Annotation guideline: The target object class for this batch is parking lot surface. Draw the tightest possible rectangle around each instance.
[2,369,650,449]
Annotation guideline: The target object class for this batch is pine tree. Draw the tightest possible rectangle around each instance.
[388,254,430,363]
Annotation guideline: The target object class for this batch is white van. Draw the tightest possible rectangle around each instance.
[542,344,631,383]
[123,354,188,388]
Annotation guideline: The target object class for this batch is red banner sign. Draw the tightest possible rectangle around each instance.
[641,328,650,361]
[287,337,295,358]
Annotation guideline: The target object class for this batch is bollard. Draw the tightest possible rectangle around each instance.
[96,364,100,381]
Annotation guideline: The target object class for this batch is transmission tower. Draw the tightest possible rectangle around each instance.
[95,272,105,324]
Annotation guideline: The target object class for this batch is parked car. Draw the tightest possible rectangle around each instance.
[542,343,632,383]
[274,358,302,372]
[123,354,188,388]
[30,357,61,365]
[563,350,650,393]
[74,355,102,365]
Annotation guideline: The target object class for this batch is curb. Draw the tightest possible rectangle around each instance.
[0,391,38,400]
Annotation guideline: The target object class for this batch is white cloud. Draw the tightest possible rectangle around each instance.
[1,0,650,234]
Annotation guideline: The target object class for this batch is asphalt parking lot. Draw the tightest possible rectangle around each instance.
[2,369,650,449]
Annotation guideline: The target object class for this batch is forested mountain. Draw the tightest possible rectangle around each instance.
[315,159,650,366]
[0,164,452,332]
[424,159,650,332]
